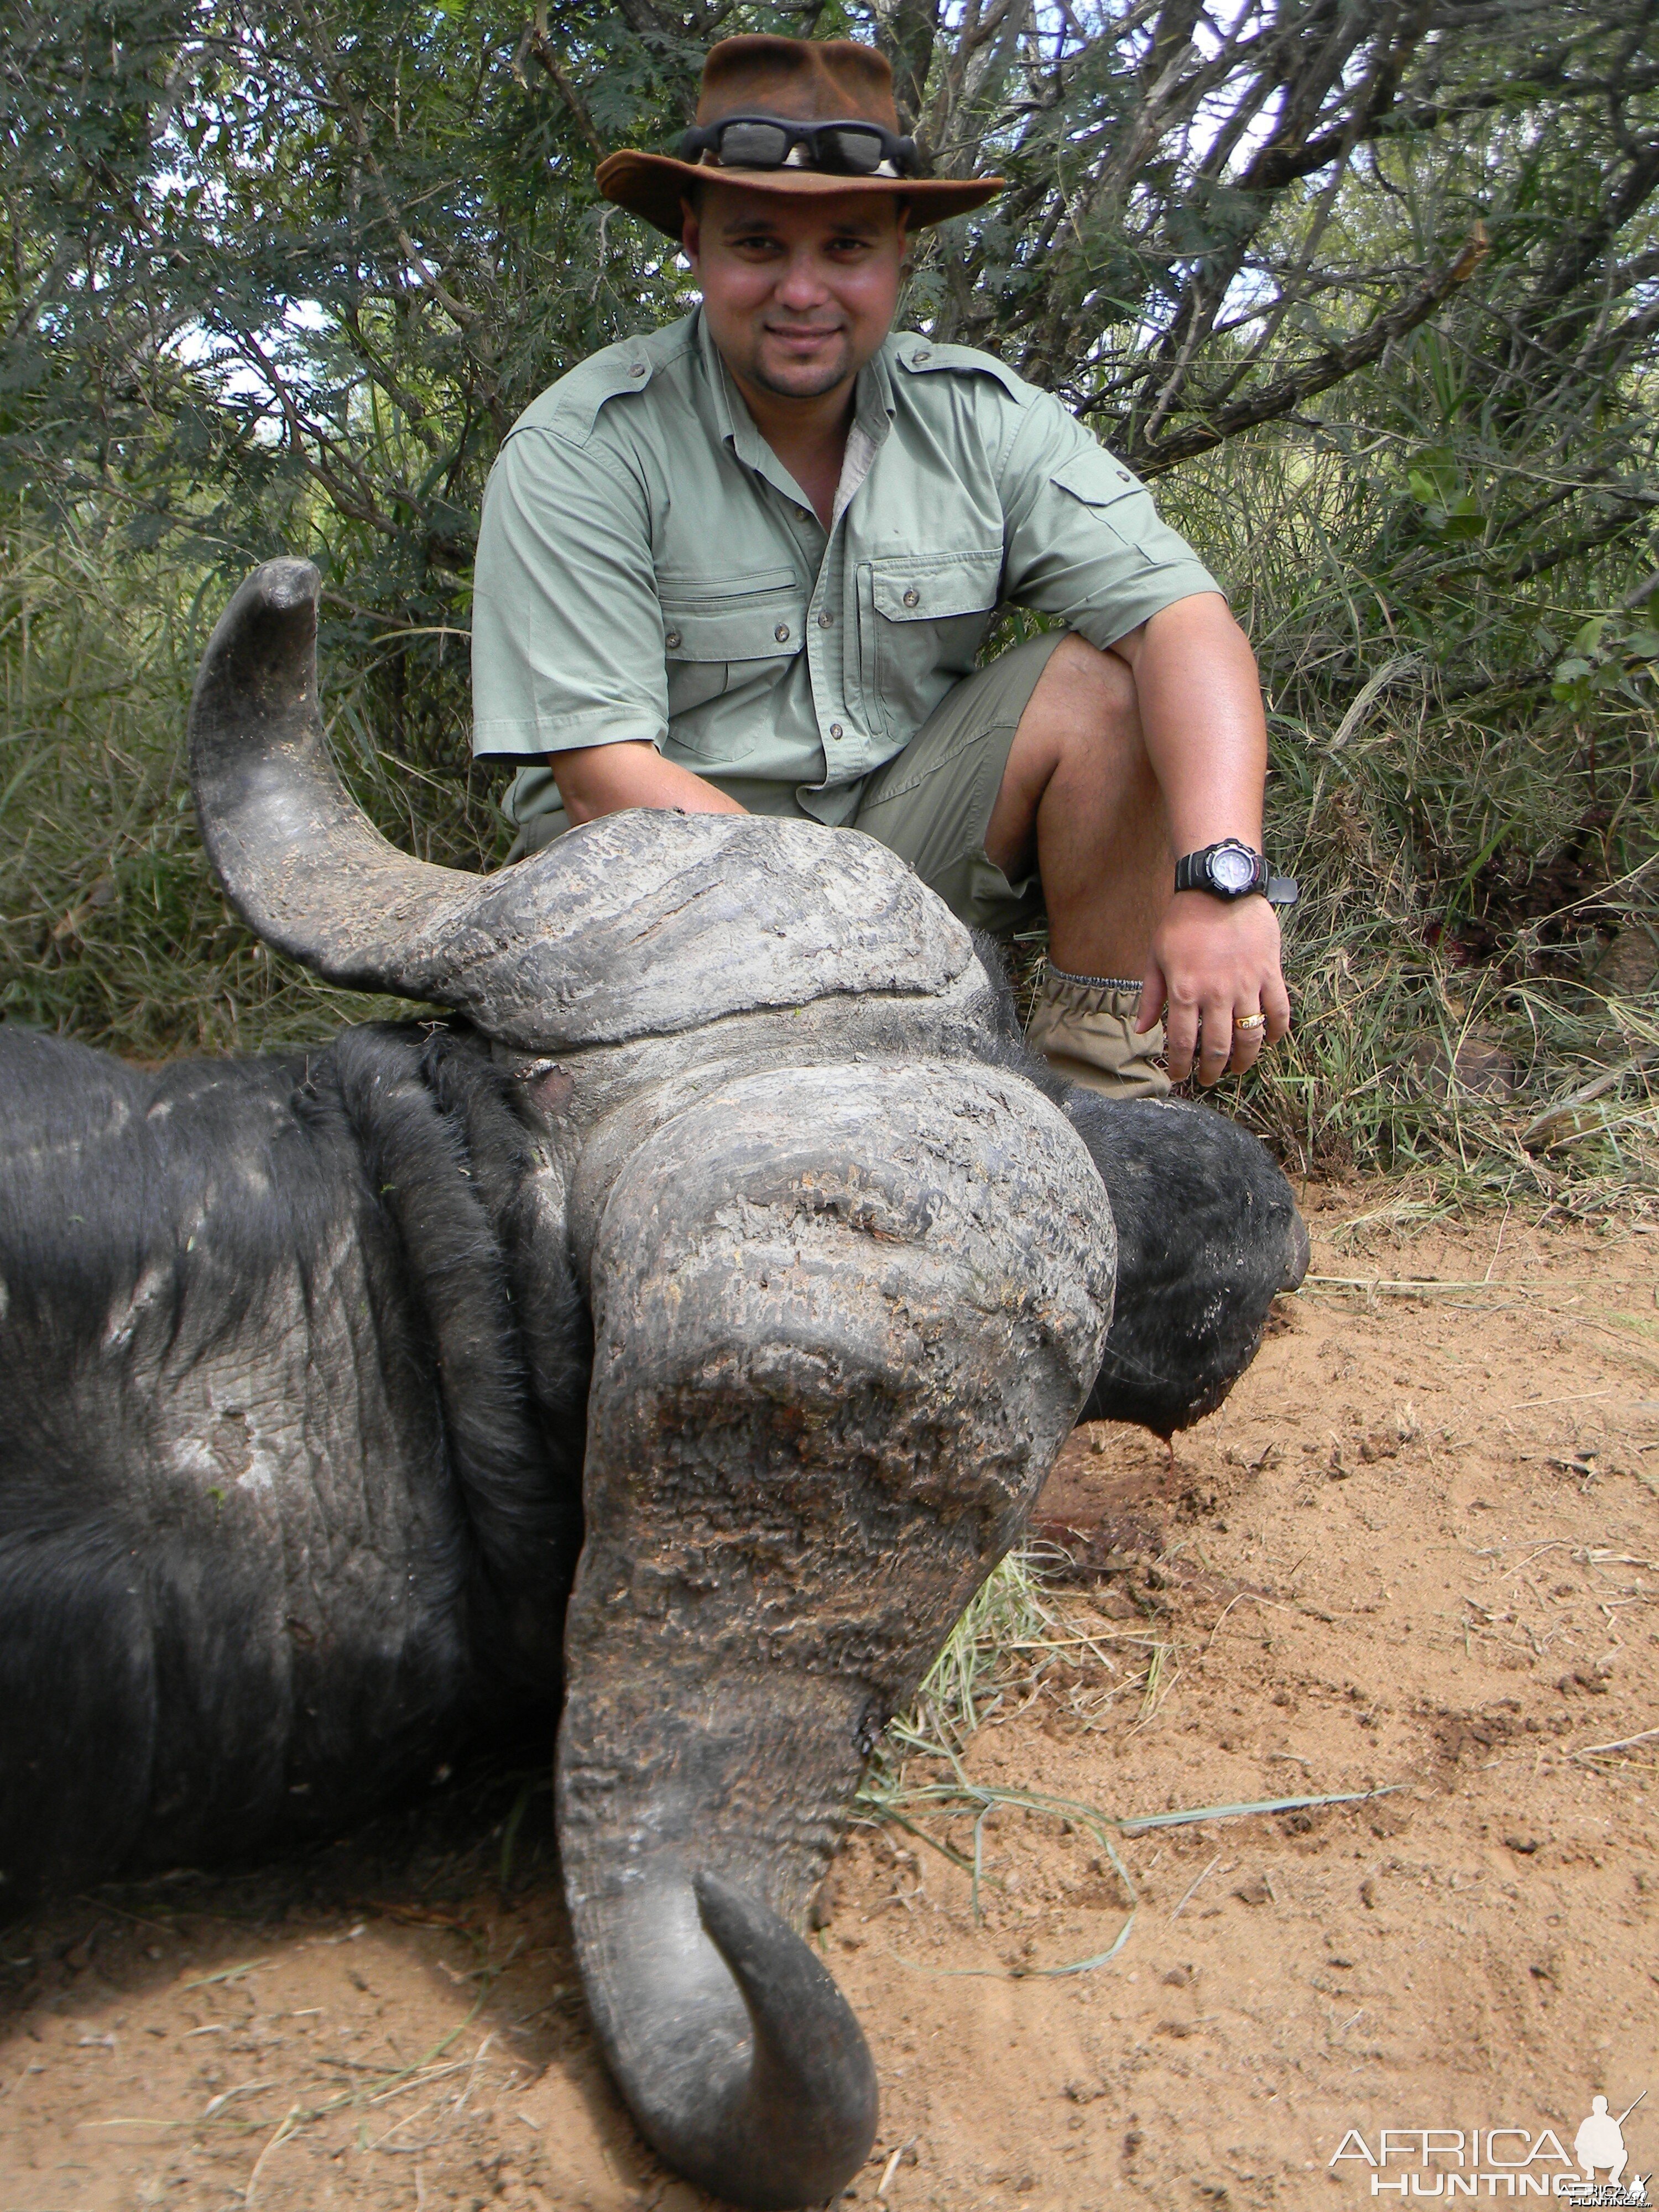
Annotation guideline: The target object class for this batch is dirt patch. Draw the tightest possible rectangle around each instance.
[2,1192,1656,2211]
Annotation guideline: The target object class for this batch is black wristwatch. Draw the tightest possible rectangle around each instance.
[1174,839,1298,907]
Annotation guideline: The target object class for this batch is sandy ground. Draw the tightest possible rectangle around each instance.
[2,1188,1656,2212]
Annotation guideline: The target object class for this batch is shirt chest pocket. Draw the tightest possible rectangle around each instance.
[858,549,1003,737]
[659,566,806,733]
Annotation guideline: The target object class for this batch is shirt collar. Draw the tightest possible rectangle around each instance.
[696,306,748,460]
[857,344,897,444]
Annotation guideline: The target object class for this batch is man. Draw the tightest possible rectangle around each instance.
[471,34,1293,1095]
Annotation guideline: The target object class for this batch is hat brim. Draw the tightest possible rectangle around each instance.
[596,151,1003,239]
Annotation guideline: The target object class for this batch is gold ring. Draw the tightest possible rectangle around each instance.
[1235,1012,1267,1031]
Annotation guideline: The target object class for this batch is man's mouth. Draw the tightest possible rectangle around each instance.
[764,325,844,349]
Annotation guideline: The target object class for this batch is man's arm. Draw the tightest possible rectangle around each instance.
[473,427,748,828]
[473,430,702,822]
[550,742,746,822]
[1109,594,1290,1084]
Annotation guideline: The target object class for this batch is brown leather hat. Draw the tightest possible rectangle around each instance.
[596,35,1003,238]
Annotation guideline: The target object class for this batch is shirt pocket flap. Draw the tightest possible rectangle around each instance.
[659,568,804,660]
[1050,447,1143,513]
[870,550,1003,622]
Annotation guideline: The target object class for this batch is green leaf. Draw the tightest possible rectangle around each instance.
[1439,493,1486,541]
[1406,446,1460,503]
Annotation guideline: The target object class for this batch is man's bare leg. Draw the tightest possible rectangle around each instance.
[986,636,1174,1099]
[984,635,1170,979]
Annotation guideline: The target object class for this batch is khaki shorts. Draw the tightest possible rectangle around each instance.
[507,629,1066,938]
[851,630,1065,936]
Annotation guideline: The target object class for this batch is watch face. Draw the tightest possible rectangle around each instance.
[1209,845,1257,894]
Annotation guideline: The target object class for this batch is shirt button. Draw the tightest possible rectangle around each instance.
[830,723,844,740]
[664,630,682,650]
[913,347,931,362]
[774,623,791,643]
[628,363,646,378]
[902,587,920,608]
[816,611,833,628]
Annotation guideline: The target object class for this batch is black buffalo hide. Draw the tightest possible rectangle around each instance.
[0,1021,586,1908]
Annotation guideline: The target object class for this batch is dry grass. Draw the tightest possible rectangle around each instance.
[1160,428,1659,1208]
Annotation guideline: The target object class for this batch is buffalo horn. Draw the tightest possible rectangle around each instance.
[188,557,479,998]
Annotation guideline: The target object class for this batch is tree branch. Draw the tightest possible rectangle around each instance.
[1506,504,1655,585]
[1123,223,1490,474]
[518,18,607,160]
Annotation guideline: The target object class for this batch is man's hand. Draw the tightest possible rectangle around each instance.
[550,740,745,825]
[1140,890,1291,1085]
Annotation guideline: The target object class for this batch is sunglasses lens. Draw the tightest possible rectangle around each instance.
[822,127,884,173]
[717,121,792,167]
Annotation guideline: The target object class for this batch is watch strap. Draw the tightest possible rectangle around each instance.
[1173,842,1299,908]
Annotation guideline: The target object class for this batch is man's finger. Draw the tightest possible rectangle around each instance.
[1263,972,1292,1044]
[1228,1010,1267,1074]
[1196,997,1234,1084]
[1136,961,1168,1037]
[1164,996,1199,1079]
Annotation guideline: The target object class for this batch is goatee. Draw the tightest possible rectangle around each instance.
[750,361,851,400]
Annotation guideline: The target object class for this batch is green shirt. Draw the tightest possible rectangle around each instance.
[471,308,1219,831]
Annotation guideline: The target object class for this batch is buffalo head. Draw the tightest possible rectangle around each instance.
[187,560,1118,2206]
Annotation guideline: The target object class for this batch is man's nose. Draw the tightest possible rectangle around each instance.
[774,249,833,308]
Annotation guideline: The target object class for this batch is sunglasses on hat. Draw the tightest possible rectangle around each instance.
[678,113,919,180]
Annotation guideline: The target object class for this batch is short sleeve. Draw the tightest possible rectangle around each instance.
[470,426,667,760]
[998,394,1223,648]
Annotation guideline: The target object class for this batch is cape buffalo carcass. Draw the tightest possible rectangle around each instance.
[0,560,1307,2210]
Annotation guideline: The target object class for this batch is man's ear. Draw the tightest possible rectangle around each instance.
[680,196,701,265]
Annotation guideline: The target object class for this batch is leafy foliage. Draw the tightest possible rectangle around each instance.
[6,0,1657,682]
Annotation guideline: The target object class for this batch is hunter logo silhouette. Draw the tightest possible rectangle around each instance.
[1571,2092,1648,2201]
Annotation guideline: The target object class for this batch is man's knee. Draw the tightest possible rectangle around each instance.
[1023,634,1142,764]
[990,632,1154,875]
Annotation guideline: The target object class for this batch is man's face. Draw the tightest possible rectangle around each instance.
[683,183,907,404]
